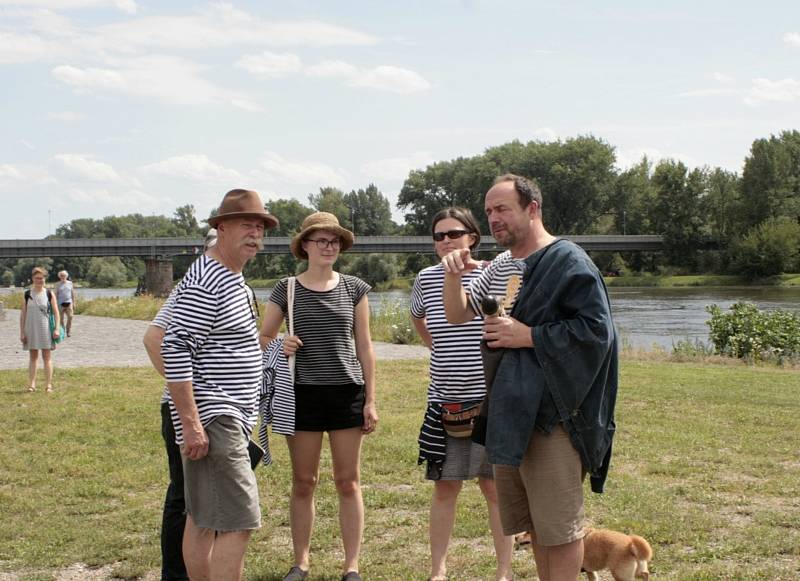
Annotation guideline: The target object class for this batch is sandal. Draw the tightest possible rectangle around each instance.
[46,385,53,393]
[27,386,36,392]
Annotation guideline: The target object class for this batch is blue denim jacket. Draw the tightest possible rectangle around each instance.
[485,240,618,493]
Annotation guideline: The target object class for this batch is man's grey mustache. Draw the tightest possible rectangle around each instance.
[243,237,264,250]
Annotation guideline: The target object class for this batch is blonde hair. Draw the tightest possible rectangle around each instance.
[31,266,47,279]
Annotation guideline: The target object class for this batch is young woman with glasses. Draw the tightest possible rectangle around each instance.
[259,212,377,581]
[411,207,514,581]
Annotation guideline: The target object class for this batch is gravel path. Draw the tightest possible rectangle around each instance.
[0,309,428,370]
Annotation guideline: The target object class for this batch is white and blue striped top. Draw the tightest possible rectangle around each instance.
[162,255,262,445]
[466,250,527,317]
[410,263,486,403]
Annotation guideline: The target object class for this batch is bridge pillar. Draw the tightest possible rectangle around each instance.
[145,258,173,297]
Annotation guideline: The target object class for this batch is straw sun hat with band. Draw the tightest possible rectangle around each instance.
[290,212,354,260]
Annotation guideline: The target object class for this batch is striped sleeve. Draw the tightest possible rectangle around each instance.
[410,272,426,319]
[348,276,371,305]
[268,278,288,315]
[150,287,177,329]
[162,285,218,383]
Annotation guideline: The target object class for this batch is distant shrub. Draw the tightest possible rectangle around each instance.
[706,302,800,362]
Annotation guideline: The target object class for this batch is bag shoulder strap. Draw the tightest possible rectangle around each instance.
[24,289,31,302]
[287,276,296,336]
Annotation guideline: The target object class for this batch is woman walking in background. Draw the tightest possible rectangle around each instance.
[412,207,514,581]
[260,212,377,581]
[20,266,61,392]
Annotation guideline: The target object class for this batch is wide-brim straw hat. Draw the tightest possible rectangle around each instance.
[290,212,354,260]
[207,189,279,229]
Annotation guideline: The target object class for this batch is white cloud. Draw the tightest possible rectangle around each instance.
[306,60,431,94]
[784,32,800,48]
[253,152,348,187]
[614,147,696,171]
[52,56,263,111]
[0,5,376,65]
[710,72,734,83]
[94,5,376,53]
[47,111,83,121]
[141,154,242,182]
[52,64,126,91]
[0,31,64,64]
[65,187,163,208]
[360,151,436,181]
[0,0,137,13]
[532,127,558,142]
[744,77,800,105]
[0,163,59,189]
[50,153,122,183]
[0,163,25,181]
[236,51,303,78]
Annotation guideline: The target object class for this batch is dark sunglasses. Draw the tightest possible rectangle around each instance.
[432,229,470,242]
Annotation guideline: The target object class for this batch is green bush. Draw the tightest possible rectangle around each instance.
[706,302,800,362]
[731,217,800,279]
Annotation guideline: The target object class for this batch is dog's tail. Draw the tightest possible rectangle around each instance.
[629,535,653,579]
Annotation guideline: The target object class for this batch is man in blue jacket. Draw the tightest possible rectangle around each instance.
[442,174,618,581]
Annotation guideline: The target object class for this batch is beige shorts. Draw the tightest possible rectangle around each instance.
[181,415,261,532]
[493,425,585,546]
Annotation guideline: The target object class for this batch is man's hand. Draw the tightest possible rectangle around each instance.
[182,421,209,460]
[483,316,534,349]
[441,248,479,275]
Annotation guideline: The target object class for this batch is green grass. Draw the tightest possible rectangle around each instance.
[1,361,798,580]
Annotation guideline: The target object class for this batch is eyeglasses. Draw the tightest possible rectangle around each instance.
[432,229,470,242]
[306,238,341,249]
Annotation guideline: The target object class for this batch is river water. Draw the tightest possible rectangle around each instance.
[10,284,794,351]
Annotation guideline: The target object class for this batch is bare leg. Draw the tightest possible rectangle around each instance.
[42,349,53,390]
[478,477,514,581]
[329,427,364,575]
[429,479,461,581]
[286,432,324,572]
[210,529,252,581]
[183,514,214,581]
[28,350,38,390]
[531,538,583,581]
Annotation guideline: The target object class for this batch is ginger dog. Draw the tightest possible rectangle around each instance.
[582,527,653,581]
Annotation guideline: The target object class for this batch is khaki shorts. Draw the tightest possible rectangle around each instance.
[181,415,261,532]
[493,425,585,546]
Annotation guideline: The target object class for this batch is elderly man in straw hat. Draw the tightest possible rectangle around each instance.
[161,189,278,581]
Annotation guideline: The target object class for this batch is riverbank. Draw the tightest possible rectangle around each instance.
[0,309,428,370]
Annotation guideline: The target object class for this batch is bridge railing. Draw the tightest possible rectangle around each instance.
[0,235,666,258]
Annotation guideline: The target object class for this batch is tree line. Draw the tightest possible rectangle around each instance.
[2,130,798,287]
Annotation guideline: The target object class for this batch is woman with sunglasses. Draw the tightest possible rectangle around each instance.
[260,212,377,581]
[411,207,513,581]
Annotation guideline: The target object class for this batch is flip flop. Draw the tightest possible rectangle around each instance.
[46,386,53,393]
[27,386,36,392]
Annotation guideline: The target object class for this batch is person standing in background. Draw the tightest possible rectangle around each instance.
[55,270,76,338]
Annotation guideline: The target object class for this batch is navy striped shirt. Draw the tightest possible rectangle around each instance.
[162,255,261,445]
[411,264,486,403]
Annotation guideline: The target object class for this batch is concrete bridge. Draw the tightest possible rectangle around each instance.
[0,235,664,295]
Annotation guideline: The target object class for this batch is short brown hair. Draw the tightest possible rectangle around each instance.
[493,173,543,210]
[430,206,481,250]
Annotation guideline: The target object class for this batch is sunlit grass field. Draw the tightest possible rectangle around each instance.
[1,360,798,580]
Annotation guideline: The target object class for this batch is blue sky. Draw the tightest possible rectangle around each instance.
[1,0,799,238]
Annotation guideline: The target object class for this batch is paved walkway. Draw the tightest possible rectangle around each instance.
[0,309,428,370]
